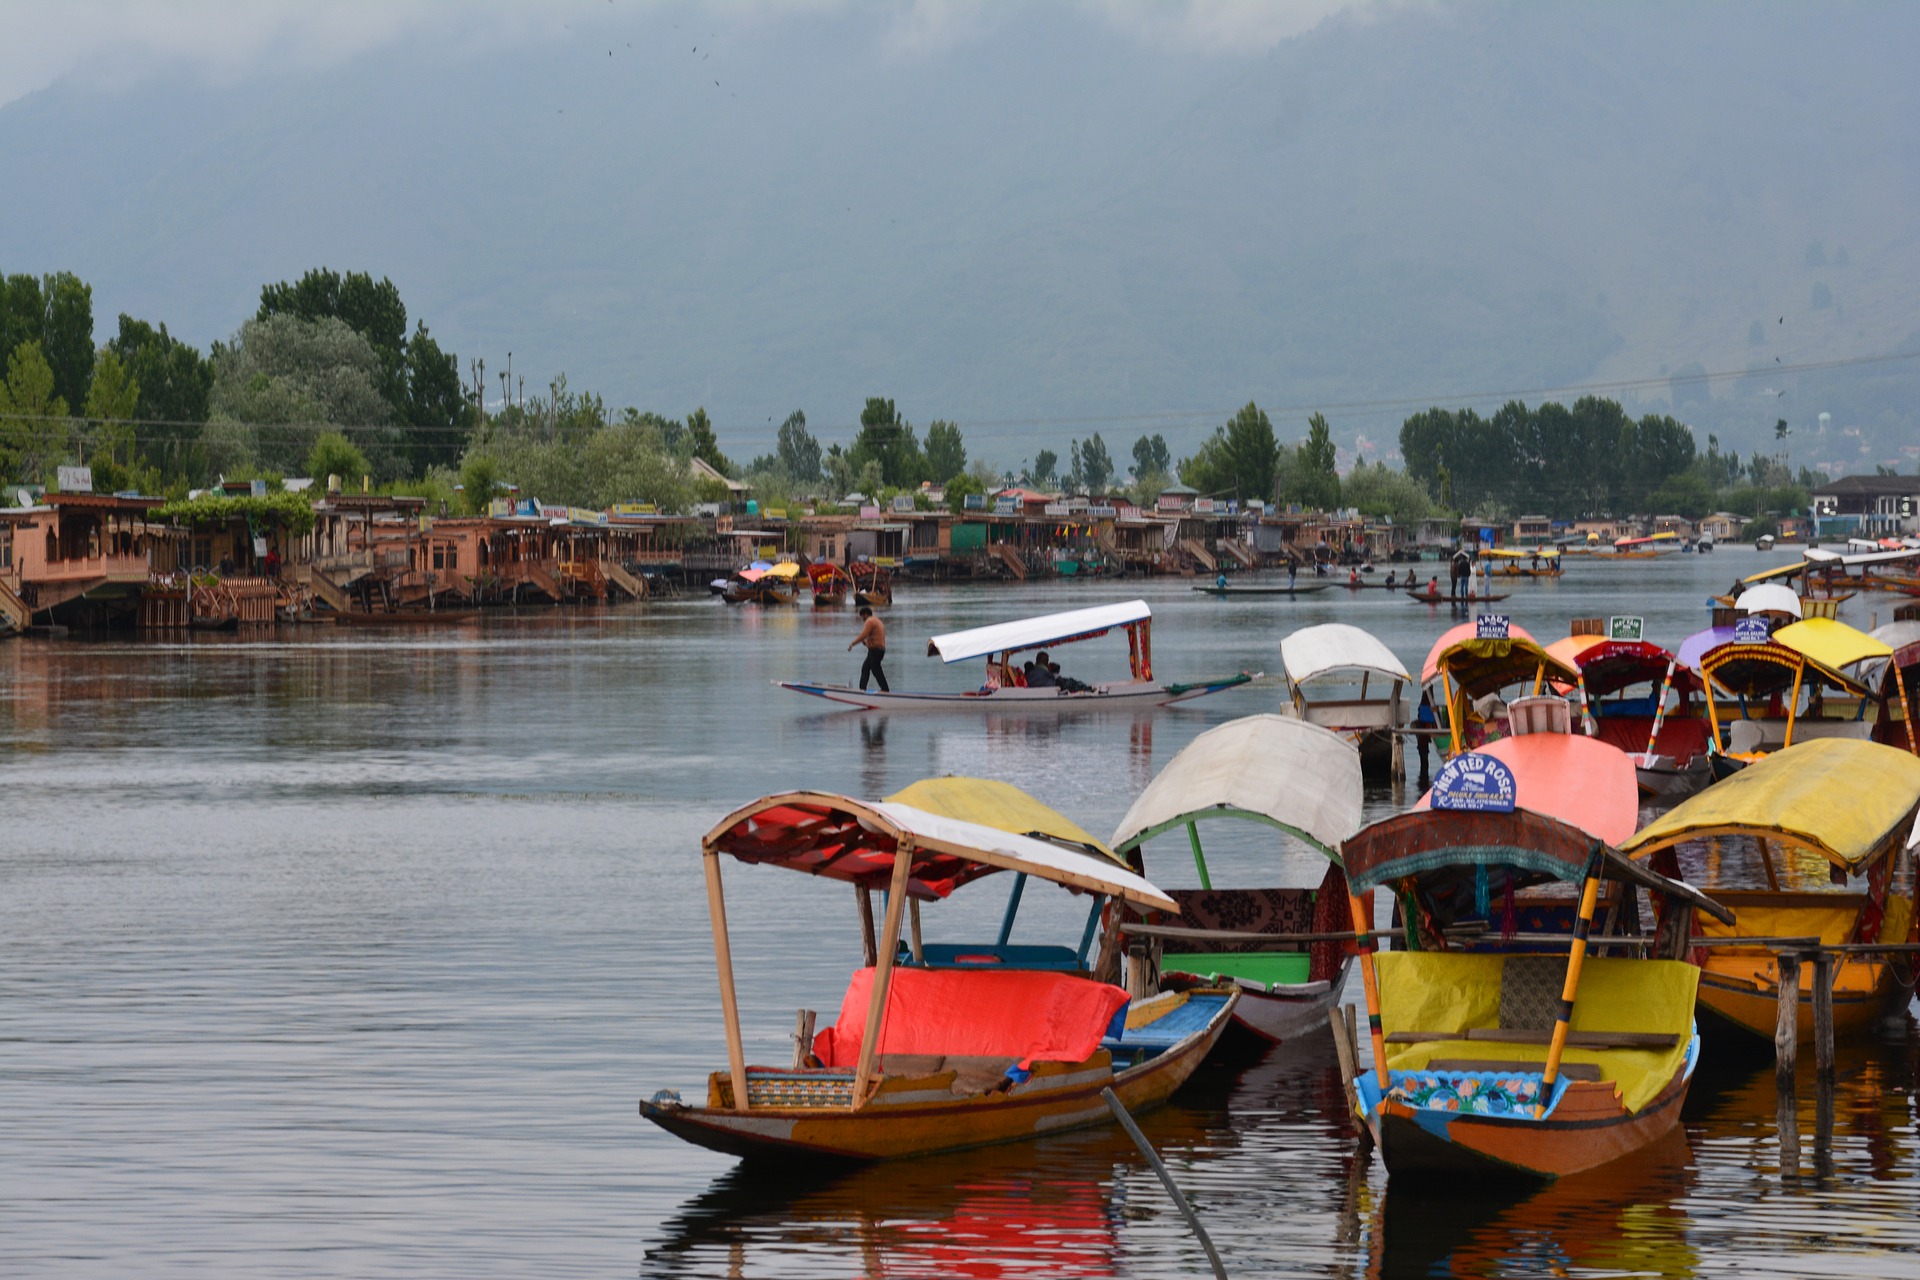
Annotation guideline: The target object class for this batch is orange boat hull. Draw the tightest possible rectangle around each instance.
[1373,1067,1691,1181]
[641,995,1234,1163]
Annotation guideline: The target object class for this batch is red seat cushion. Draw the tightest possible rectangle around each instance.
[1594,714,1711,763]
[813,966,1129,1069]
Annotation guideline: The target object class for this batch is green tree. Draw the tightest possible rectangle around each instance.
[83,348,140,475]
[1181,403,1283,503]
[0,273,43,364]
[775,409,821,483]
[1072,432,1115,494]
[40,272,95,411]
[944,470,988,513]
[306,431,373,486]
[0,341,71,484]
[258,268,408,392]
[1130,433,1171,480]
[1291,412,1340,509]
[208,314,396,476]
[823,442,856,499]
[923,419,966,484]
[458,451,504,514]
[1341,461,1432,523]
[683,406,731,473]
[401,320,471,472]
[847,397,923,487]
[1030,448,1058,488]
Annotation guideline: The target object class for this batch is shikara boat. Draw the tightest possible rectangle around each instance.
[1485,547,1564,578]
[1621,738,1920,1045]
[720,560,802,604]
[640,783,1237,1162]
[1281,623,1412,777]
[1109,715,1365,1046]
[807,561,852,608]
[1406,589,1512,604]
[850,561,892,607]
[777,600,1254,711]
[1679,616,1895,778]
[1545,632,1711,796]
[1191,582,1333,597]
[1871,620,1920,751]
[1342,738,1728,1180]
[1610,531,1682,559]
[1421,619,1581,756]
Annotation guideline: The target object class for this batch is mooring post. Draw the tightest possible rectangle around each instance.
[1811,950,1835,1081]
[1774,952,1800,1093]
[1328,1008,1362,1134]
[1390,731,1406,781]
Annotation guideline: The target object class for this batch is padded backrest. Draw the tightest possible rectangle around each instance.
[813,966,1128,1069]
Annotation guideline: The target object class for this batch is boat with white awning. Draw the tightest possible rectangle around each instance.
[1281,623,1412,776]
[776,600,1256,711]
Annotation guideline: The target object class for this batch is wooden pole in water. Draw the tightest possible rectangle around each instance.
[1101,1087,1229,1280]
[1811,950,1835,1080]
[1328,1008,1363,1134]
[1774,952,1801,1093]
[852,844,915,1106]
[703,849,751,1112]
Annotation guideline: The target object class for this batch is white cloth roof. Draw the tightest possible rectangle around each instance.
[871,802,1176,910]
[1281,623,1411,687]
[928,600,1151,665]
[1873,621,1920,655]
[1735,583,1803,618]
[1806,546,1920,567]
[1109,715,1364,855]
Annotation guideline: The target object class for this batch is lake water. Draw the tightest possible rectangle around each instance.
[3,549,1916,1278]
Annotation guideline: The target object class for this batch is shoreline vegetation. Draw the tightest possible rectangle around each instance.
[0,264,1899,542]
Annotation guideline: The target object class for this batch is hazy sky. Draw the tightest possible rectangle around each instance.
[0,0,1365,107]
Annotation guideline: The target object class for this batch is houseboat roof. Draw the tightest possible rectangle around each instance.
[1623,738,1920,873]
[926,600,1151,665]
[702,789,1176,909]
[1109,714,1363,856]
[43,492,163,511]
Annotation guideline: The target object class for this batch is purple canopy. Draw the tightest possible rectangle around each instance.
[1675,626,1738,675]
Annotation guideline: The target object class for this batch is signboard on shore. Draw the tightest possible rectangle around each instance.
[1044,503,1070,516]
[56,466,93,493]
[1476,614,1511,639]
[860,505,881,519]
[963,493,985,511]
[611,503,658,517]
[1608,616,1645,641]
[994,498,1017,515]
[1194,498,1216,514]
[1089,505,1117,517]
[1431,752,1517,813]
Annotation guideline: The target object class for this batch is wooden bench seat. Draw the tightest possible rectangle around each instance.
[1385,1028,1680,1049]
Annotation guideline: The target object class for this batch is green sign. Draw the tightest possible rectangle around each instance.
[1608,616,1644,641]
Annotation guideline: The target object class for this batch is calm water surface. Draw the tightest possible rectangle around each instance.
[3,550,1916,1278]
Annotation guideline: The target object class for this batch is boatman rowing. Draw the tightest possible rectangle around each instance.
[849,606,889,692]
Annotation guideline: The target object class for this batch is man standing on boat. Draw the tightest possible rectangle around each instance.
[850,606,889,692]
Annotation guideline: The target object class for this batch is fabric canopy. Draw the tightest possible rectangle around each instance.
[762,560,802,579]
[1774,617,1894,689]
[703,790,1178,910]
[1421,623,1578,701]
[1282,623,1410,687]
[1109,714,1364,855]
[928,600,1150,665]
[1414,733,1640,847]
[886,776,1125,869]
[1676,626,1739,675]
[1342,808,1730,920]
[1874,620,1920,665]
[1622,738,1920,873]
[1736,583,1803,618]
[1546,637,1689,698]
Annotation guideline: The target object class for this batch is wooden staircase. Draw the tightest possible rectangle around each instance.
[1178,538,1218,572]
[0,578,29,633]
[990,544,1028,580]
[604,560,647,600]
[1218,540,1256,569]
[523,564,565,602]
[306,568,352,614]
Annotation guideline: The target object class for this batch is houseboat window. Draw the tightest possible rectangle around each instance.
[432,546,446,570]
[446,548,458,570]
[0,525,10,568]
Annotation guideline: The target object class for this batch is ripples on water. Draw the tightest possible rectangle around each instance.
[2,556,1917,1277]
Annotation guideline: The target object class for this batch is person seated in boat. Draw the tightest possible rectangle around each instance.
[1426,576,1441,597]
[1216,573,1228,589]
[1025,654,1057,688]
[1045,657,1094,694]
[1348,567,1362,585]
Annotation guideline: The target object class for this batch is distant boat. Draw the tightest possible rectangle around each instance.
[1406,590,1511,604]
[1191,583,1333,597]
[778,600,1255,711]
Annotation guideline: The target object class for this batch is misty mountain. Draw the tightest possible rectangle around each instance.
[3,1,1915,474]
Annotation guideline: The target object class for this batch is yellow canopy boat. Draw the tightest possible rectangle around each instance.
[1622,738,1920,1044]
[641,779,1237,1163]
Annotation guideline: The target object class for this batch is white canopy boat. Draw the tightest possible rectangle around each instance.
[777,600,1256,711]
[1280,623,1412,777]
[1109,715,1365,1046]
